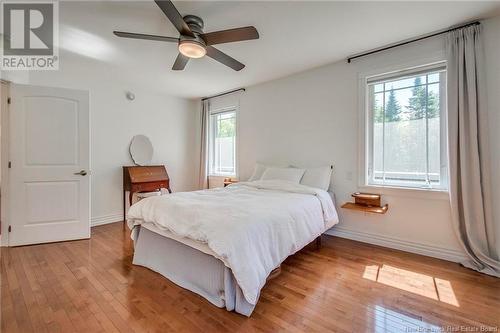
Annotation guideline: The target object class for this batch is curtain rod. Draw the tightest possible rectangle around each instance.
[347,21,480,64]
[201,88,245,101]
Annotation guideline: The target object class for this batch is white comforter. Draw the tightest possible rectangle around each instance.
[127,180,338,305]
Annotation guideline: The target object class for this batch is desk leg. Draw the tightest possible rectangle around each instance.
[123,191,126,226]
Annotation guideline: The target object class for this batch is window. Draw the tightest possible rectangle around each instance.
[208,108,237,176]
[366,64,448,190]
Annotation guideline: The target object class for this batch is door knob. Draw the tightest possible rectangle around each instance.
[74,170,87,176]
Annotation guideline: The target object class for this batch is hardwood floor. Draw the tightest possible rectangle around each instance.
[1,222,499,333]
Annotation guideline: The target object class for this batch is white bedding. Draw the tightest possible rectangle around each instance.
[127,179,339,305]
[139,222,229,265]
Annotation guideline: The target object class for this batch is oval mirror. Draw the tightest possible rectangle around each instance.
[129,135,153,166]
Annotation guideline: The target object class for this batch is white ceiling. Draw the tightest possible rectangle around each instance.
[60,1,500,99]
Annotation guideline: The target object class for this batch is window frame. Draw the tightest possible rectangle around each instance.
[362,62,449,192]
[208,106,238,177]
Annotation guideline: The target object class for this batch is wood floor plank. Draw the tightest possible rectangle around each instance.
[1,259,22,333]
[2,222,500,332]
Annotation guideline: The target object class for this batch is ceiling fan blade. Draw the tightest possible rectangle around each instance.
[113,31,179,43]
[172,53,189,70]
[154,0,194,37]
[201,26,259,46]
[205,46,245,71]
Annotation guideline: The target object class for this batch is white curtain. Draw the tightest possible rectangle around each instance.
[446,25,500,277]
[198,99,210,189]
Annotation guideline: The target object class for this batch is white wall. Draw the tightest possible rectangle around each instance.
[235,16,500,262]
[6,47,199,226]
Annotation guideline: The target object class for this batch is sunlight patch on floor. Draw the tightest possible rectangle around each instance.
[373,305,442,333]
[363,264,459,307]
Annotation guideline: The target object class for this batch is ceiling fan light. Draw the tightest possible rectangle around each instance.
[178,40,206,58]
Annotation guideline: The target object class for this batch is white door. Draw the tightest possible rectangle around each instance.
[9,84,90,246]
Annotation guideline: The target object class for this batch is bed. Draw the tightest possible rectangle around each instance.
[127,179,339,316]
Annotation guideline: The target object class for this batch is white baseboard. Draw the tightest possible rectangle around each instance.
[326,226,467,263]
[91,213,123,227]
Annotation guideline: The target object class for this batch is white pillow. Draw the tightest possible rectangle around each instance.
[248,163,288,181]
[261,167,305,183]
[300,166,332,191]
[248,163,267,181]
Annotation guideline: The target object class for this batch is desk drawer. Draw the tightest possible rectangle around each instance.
[131,181,168,192]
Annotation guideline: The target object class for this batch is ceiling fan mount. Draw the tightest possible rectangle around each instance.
[178,15,207,58]
[113,1,259,71]
[183,15,204,33]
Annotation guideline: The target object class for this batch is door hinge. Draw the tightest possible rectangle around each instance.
[7,97,11,104]
[8,225,11,233]
[8,161,11,169]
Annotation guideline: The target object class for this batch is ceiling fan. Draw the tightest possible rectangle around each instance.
[113,0,259,71]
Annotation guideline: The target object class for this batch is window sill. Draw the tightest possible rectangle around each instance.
[359,184,449,200]
[209,174,236,178]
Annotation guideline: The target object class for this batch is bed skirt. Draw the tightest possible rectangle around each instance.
[132,226,256,316]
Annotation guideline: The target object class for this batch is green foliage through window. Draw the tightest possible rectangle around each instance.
[216,114,235,138]
[372,73,441,123]
[406,77,439,120]
[385,89,402,122]
[367,68,447,190]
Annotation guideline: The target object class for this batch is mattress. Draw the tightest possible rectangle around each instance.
[132,225,255,316]
[141,222,229,266]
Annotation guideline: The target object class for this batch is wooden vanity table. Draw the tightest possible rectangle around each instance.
[123,165,171,220]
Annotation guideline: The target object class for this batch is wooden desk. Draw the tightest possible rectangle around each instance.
[123,165,171,220]
[223,179,239,187]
